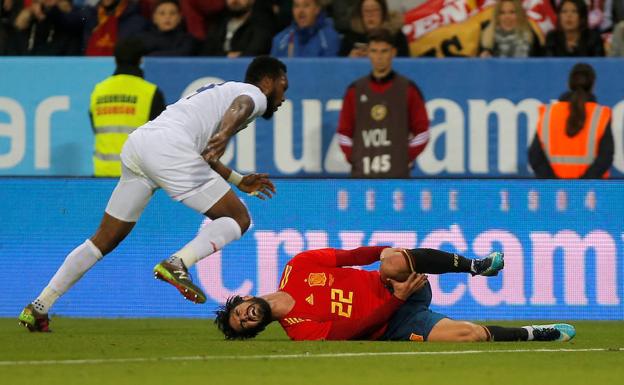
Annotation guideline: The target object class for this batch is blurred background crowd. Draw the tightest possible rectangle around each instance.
[1,0,623,57]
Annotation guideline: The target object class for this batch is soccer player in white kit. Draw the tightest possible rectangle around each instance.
[18,56,289,332]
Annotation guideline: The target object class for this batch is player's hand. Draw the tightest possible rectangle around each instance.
[237,173,276,200]
[203,131,230,162]
[387,273,428,301]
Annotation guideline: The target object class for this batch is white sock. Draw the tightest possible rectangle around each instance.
[522,326,535,341]
[32,239,103,314]
[176,217,242,268]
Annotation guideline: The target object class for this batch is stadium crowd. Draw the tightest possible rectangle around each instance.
[1,0,623,57]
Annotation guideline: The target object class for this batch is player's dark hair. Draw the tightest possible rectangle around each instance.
[114,38,145,67]
[566,63,595,137]
[214,295,271,340]
[244,56,287,85]
[367,28,395,47]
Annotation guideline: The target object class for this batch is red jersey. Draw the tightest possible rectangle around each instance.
[277,247,404,341]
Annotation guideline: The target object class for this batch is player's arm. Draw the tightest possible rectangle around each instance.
[290,247,388,268]
[203,95,255,162]
[208,159,276,200]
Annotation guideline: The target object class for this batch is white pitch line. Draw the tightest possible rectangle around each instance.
[0,348,621,366]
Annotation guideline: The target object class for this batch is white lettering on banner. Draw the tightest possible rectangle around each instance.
[470,230,526,305]
[530,230,619,305]
[0,97,26,168]
[468,98,541,173]
[196,250,253,302]
[417,98,465,174]
[35,96,70,169]
[369,232,417,249]
[180,77,225,99]
[273,100,322,173]
[236,121,256,172]
[524,0,555,33]
[176,79,622,176]
[254,230,305,294]
[201,225,621,307]
[420,224,468,305]
[611,100,624,172]
[324,99,351,173]
[339,231,366,249]
[405,1,472,39]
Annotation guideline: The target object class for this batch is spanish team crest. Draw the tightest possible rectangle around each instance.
[307,273,327,287]
[370,104,387,121]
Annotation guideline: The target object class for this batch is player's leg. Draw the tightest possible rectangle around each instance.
[427,319,489,342]
[428,320,575,342]
[19,165,155,332]
[379,247,504,282]
[153,187,248,303]
[381,282,448,341]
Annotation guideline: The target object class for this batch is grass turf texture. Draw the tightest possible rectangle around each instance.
[1,318,622,385]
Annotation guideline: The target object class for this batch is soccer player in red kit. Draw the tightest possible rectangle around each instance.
[215,247,576,342]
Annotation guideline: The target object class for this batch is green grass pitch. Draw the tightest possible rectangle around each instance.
[1,318,622,385]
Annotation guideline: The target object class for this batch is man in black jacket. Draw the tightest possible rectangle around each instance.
[201,0,272,57]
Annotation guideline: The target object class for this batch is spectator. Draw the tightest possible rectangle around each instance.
[48,0,148,56]
[89,38,166,177]
[609,0,624,26]
[201,0,272,57]
[271,0,340,57]
[326,0,357,33]
[337,28,429,178]
[1,0,22,54]
[610,20,624,55]
[545,0,605,56]
[529,63,613,179]
[136,0,194,56]
[339,0,408,57]
[9,0,81,55]
[179,0,224,40]
[271,0,293,32]
[479,0,543,57]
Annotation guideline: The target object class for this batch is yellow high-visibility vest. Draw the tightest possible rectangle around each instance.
[90,74,157,177]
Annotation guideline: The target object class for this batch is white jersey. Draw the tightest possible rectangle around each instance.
[131,81,267,153]
[118,81,267,202]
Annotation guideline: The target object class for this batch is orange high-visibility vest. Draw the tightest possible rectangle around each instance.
[536,101,611,179]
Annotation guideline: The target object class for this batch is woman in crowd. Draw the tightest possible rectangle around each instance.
[339,0,408,57]
[529,63,613,179]
[545,0,605,56]
[479,0,543,57]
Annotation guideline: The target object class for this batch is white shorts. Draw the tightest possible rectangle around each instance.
[105,130,230,222]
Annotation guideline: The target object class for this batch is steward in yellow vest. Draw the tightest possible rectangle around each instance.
[529,63,613,179]
[89,38,165,177]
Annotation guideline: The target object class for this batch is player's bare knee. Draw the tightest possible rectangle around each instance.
[379,248,410,282]
[450,322,480,342]
[460,323,485,342]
